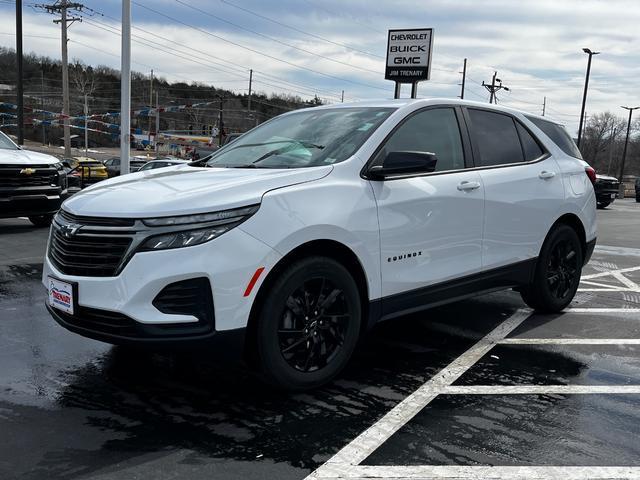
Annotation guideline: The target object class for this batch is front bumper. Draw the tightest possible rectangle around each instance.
[42,226,282,342]
[0,189,63,218]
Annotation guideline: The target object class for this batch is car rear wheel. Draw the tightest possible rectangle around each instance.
[520,224,583,313]
[28,214,54,227]
[255,256,361,391]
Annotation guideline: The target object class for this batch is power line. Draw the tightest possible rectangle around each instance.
[172,0,382,76]
[131,1,388,92]
[78,10,343,101]
[218,0,383,60]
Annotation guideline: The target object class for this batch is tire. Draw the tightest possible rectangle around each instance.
[596,201,610,209]
[636,196,640,203]
[520,224,583,313]
[28,214,54,227]
[255,256,361,391]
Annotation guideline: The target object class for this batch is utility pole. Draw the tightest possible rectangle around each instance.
[618,106,639,182]
[341,90,344,103]
[542,96,546,116]
[16,0,24,145]
[577,48,600,149]
[482,71,509,104]
[83,93,88,156]
[120,0,131,174]
[217,95,225,147]
[155,90,159,156]
[458,58,467,99]
[36,0,84,157]
[148,69,153,143]
[248,68,253,112]
[41,66,46,144]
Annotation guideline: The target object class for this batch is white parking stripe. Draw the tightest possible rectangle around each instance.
[306,309,532,478]
[500,338,640,345]
[564,308,640,313]
[443,385,640,395]
[582,265,640,279]
[595,245,640,257]
[310,465,640,479]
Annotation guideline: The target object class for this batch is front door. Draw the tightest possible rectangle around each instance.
[369,107,485,304]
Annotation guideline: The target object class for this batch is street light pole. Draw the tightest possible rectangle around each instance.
[618,106,639,182]
[120,0,131,175]
[577,48,599,149]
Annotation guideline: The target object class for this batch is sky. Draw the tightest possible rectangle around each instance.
[0,0,639,135]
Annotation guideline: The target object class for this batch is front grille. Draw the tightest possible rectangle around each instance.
[0,164,58,189]
[51,303,215,340]
[54,306,138,337]
[48,210,137,277]
[58,210,135,227]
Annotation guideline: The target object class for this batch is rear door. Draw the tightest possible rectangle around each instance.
[465,108,565,270]
[369,106,485,301]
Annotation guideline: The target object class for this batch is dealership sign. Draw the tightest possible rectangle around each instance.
[385,28,433,83]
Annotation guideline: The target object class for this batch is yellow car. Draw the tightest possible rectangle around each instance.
[64,157,109,186]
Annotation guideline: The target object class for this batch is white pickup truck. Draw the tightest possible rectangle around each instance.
[0,130,67,226]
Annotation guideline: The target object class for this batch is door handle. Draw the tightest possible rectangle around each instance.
[457,180,481,191]
[539,170,556,180]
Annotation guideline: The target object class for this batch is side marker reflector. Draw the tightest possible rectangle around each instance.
[244,267,265,297]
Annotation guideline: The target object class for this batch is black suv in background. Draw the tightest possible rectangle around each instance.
[594,174,620,209]
[0,131,67,227]
[635,177,640,202]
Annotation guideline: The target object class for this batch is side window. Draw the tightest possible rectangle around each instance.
[516,122,544,161]
[527,116,582,159]
[468,109,524,167]
[376,108,465,173]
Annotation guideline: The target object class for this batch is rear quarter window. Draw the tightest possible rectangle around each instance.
[527,116,582,159]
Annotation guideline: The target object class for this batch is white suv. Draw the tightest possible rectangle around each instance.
[43,99,597,390]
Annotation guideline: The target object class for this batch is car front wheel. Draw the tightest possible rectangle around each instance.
[520,224,583,313]
[28,214,54,227]
[255,256,361,391]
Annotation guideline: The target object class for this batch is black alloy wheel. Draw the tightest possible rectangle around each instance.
[520,224,583,313]
[255,256,361,390]
[546,239,580,301]
[278,276,350,373]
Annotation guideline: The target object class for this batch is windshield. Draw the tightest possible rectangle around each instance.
[205,107,395,169]
[0,131,18,150]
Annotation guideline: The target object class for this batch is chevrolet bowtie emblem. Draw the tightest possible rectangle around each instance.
[60,223,82,238]
[20,168,36,175]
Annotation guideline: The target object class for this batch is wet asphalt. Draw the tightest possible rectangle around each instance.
[1,199,640,479]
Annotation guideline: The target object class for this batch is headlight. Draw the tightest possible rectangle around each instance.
[142,205,259,227]
[139,204,259,251]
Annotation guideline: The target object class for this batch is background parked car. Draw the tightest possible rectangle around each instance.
[594,173,620,209]
[635,177,640,202]
[138,158,190,171]
[64,157,108,186]
[103,156,148,177]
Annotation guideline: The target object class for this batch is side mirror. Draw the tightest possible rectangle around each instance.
[369,151,438,179]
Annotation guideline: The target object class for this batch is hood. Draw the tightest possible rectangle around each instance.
[0,148,60,165]
[595,174,618,182]
[62,165,332,218]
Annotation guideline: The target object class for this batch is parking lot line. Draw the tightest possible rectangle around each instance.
[582,265,640,280]
[500,337,640,345]
[442,385,640,394]
[306,309,532,478]
[308,465,640,479]
[564,308,640,313]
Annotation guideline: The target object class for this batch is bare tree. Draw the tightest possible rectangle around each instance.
[70,60,96,155]
[580,112,625,171]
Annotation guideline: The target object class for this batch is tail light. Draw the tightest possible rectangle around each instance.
[585,166,596,185]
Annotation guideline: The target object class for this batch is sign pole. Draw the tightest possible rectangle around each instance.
[394,82,401,99]
[410,82,418,99]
